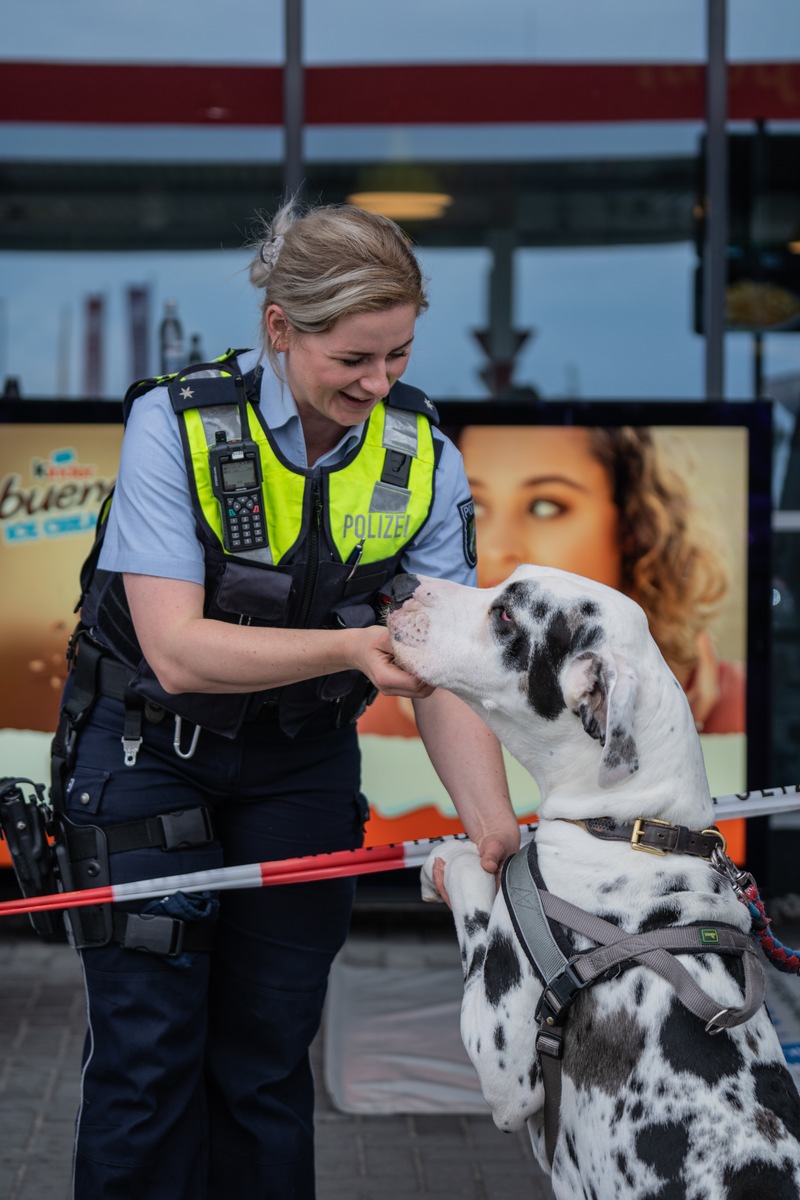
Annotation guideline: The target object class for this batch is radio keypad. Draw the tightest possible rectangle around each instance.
[226,495,265,551]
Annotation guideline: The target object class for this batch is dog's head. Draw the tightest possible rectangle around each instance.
[388,565,690,799]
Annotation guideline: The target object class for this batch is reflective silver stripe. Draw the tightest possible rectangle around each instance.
[382,407,418,457]
[369,481,412,514]
[199,405,244,444]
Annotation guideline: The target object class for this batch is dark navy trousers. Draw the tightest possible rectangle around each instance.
[64,695,365,1200]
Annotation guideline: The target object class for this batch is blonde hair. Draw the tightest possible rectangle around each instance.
[248,197,428,364]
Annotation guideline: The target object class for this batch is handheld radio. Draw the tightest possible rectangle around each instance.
[209,431,268,553]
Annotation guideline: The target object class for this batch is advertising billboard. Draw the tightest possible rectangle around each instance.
[0,398,771,872]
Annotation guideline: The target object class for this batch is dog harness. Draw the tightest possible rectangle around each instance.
[501,828,767,1167]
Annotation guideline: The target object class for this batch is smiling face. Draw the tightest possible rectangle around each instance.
[266,303,417,440]
[458,426,623,590]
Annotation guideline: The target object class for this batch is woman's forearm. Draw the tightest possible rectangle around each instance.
[123,573,433,699]
[413,689,520,870]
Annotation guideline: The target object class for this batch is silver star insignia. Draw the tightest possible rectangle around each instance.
[424,397,435,411]
[179,386,194,400]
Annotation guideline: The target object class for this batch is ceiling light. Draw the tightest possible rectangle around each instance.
[347,163,453,222]
[347,191,453,220]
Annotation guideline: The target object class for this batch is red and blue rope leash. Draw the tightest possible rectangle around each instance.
[743,883,800,975]
[710,846,800,975]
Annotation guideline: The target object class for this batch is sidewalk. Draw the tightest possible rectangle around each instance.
[1,903,797,1200]
[0,909,551,1200]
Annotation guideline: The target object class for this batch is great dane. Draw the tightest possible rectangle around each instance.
[387,565,800,1200]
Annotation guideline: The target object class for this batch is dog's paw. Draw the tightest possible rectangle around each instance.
[421,840,484,907]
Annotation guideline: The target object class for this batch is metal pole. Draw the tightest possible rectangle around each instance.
[284,0,305,201]
[704,0,728,399]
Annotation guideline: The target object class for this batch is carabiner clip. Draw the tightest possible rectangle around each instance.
[710,845,755,901]
[173,715,201,761]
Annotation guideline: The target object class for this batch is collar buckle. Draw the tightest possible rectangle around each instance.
[631,816,671,855]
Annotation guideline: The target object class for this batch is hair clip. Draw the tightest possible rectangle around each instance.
[259,234,285,269]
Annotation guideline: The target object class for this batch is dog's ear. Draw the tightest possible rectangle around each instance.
[561,648,640,787]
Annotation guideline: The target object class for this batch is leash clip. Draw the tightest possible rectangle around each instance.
[710,845,754,900]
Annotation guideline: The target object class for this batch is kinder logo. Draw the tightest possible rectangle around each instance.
[31,447,95,480]
[0,448,115,545]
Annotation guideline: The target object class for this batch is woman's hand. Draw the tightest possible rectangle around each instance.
[476,830,518,876]
[351,626,435,698]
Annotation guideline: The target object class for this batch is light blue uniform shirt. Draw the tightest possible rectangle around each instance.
[99,349,478,589]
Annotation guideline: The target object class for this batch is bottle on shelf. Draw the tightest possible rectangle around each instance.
[159,300,185,375]
[188,333,205,364]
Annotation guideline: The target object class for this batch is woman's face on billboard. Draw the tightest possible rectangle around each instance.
[459,425,623,590]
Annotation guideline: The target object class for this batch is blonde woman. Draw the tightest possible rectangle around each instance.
[56,198,517,1199]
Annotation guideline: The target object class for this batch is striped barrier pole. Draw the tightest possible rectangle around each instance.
[0,784,797,920]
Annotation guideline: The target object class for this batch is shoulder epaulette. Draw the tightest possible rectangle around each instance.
[387,380,439,426]
[121,348,253,424]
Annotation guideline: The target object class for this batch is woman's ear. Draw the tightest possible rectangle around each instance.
[265,305,291,352]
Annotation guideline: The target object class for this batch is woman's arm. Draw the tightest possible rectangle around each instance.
[124,573,434,700]
[413,688,520,874]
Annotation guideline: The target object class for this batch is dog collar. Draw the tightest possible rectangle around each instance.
[563,816,727,860]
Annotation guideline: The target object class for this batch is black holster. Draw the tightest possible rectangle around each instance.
[0,777,65,942]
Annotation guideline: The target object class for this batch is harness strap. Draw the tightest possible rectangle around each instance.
[504,848,569,984]
[534,1025,564,1168]
[539,890,767,1029]
[502,837,767,1168]
[503,848,570,1169]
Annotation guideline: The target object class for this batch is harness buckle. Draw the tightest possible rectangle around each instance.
[631,816,671,855]
[536,962,584,1025]
[535,1027,564,1060]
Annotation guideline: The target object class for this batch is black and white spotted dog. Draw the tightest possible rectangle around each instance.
[388,565,800,1200]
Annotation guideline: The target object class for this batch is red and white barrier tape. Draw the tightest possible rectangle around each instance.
[0,784,798,920]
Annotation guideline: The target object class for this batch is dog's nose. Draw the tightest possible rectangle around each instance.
[389,573,420,610]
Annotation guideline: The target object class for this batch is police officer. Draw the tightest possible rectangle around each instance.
[56,198,520,1200]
